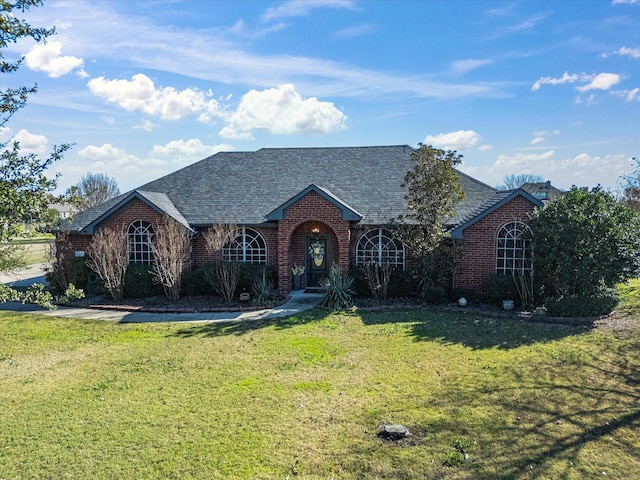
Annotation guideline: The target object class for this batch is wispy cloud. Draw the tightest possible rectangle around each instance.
[532,72,621,92]
[262,0,356,22]
[450,59,494,75]
[331,23,378,40]
[484,12,550,40]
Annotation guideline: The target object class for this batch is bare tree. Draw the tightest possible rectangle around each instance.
[86,225,128,301]
[66,172,120,211]
[496,173,545,190]
[151,216,191,301]
[203,223,241,303]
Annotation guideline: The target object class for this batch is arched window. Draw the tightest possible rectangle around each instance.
[496,222,532,275]
[356,228,405,270]
[127,220,154,264]
[222,227,267,263]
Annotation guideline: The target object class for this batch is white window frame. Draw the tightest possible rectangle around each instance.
[222,227,267,264]
[127,220,154,265]
[496,221,532,275]
[355,228,405,270]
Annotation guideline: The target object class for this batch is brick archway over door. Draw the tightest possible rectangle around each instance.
[276,191,351,293]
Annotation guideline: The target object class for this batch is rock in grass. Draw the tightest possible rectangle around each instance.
[377,424,411,441]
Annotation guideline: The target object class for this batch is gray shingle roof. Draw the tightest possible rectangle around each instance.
[64,145,500,232]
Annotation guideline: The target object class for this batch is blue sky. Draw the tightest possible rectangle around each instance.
[4,0,640,193]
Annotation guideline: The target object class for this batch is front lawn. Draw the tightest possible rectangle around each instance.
[1,308,638,479]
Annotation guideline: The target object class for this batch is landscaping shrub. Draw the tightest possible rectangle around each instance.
[544,288,620,317]
[421,285,448,305]
[251,268,278,308]
[46,256,89,293]
[180,267,210,296]
[124,264,161,298]
[388,268,414,297]
[487,273,520,307]
[320,264,353,311]
[349,265,414,299]
[238,263,276,295]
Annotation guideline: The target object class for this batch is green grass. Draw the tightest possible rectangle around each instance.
[1,307,638,479]
[619,278,640,316]
[8,235,53,265]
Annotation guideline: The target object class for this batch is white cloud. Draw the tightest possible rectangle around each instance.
[219,84,347,140]
[603,46,640,59]
[450,59,493,75]
[151,139,233,159]
[262,0,355,22]
[424,130,483,150]
[531,136,545,145]
[576,73,620,92]
[134,120,156,132]
[533,72,621,93]
[13,129,48,155]
[531,72,580,91]
[478,144,494,151]
[78,143,136,164]
[87,74,221,121]
[331,23,378,40]
[460,150,629,190]
[24,41,85,78]
[612,0,638,4]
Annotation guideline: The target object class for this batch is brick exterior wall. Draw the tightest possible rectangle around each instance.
[56,192,537,299]
[276,191,351,293]
[453,196,536,297]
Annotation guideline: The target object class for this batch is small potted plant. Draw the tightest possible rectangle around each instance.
[292,264,305,290]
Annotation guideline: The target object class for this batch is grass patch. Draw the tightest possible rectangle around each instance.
[619,278,640,316]
[1,309,638,479]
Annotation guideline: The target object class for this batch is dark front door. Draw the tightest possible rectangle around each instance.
[306,236,330,289]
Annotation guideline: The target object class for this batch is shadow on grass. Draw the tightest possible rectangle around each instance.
[171,309,328,338]
[360,308,591,350]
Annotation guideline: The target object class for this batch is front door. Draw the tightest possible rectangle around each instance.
[306,236,330,289]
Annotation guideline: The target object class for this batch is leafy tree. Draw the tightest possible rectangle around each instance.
[620,157,640,212]
[528,186,640,297]
[496,173,545,190]
[66,172,120,211]
[1,0,70,271]
[395,144,464,287]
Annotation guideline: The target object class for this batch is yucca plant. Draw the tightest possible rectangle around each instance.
[320,263,354,311]
[251,267,278,308]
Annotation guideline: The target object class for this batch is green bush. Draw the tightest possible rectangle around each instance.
[238,263,276,295]
[124,264,161,298]
[487,274,519,306]
[180,267,210,296]
[46,256,90,293]
[421,285,448,305]
[544,289,620,317]
[349,265,415,298]
[388,269,415,297]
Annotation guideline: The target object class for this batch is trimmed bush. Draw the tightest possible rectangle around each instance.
[46,256,90,294]
[487,274,520,306]
[180,267,210,296]
[124,264,161,298]
[349,265,415,299]
[544,289,620,317]
[421,285,448,305]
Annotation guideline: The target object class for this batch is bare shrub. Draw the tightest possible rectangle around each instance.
[46,232,81,292]
[86,225,128,301]
[202,223,241,303]
[362,262,392,300]
[151,216,191,301]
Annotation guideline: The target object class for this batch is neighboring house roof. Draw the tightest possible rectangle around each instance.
[450,189,544,239]
[520,181,565,203]
[63,145,514,233]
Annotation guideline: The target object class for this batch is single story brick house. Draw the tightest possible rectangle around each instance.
[59,145,542,296]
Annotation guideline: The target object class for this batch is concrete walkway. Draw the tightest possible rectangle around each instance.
[0,264,323,323]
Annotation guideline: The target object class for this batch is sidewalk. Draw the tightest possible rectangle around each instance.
[0,264,323,322]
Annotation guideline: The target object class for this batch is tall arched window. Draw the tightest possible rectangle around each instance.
[222,227,267,263]
[496,222,532,275]
[128,220,154,264]
[355,228,405,270]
